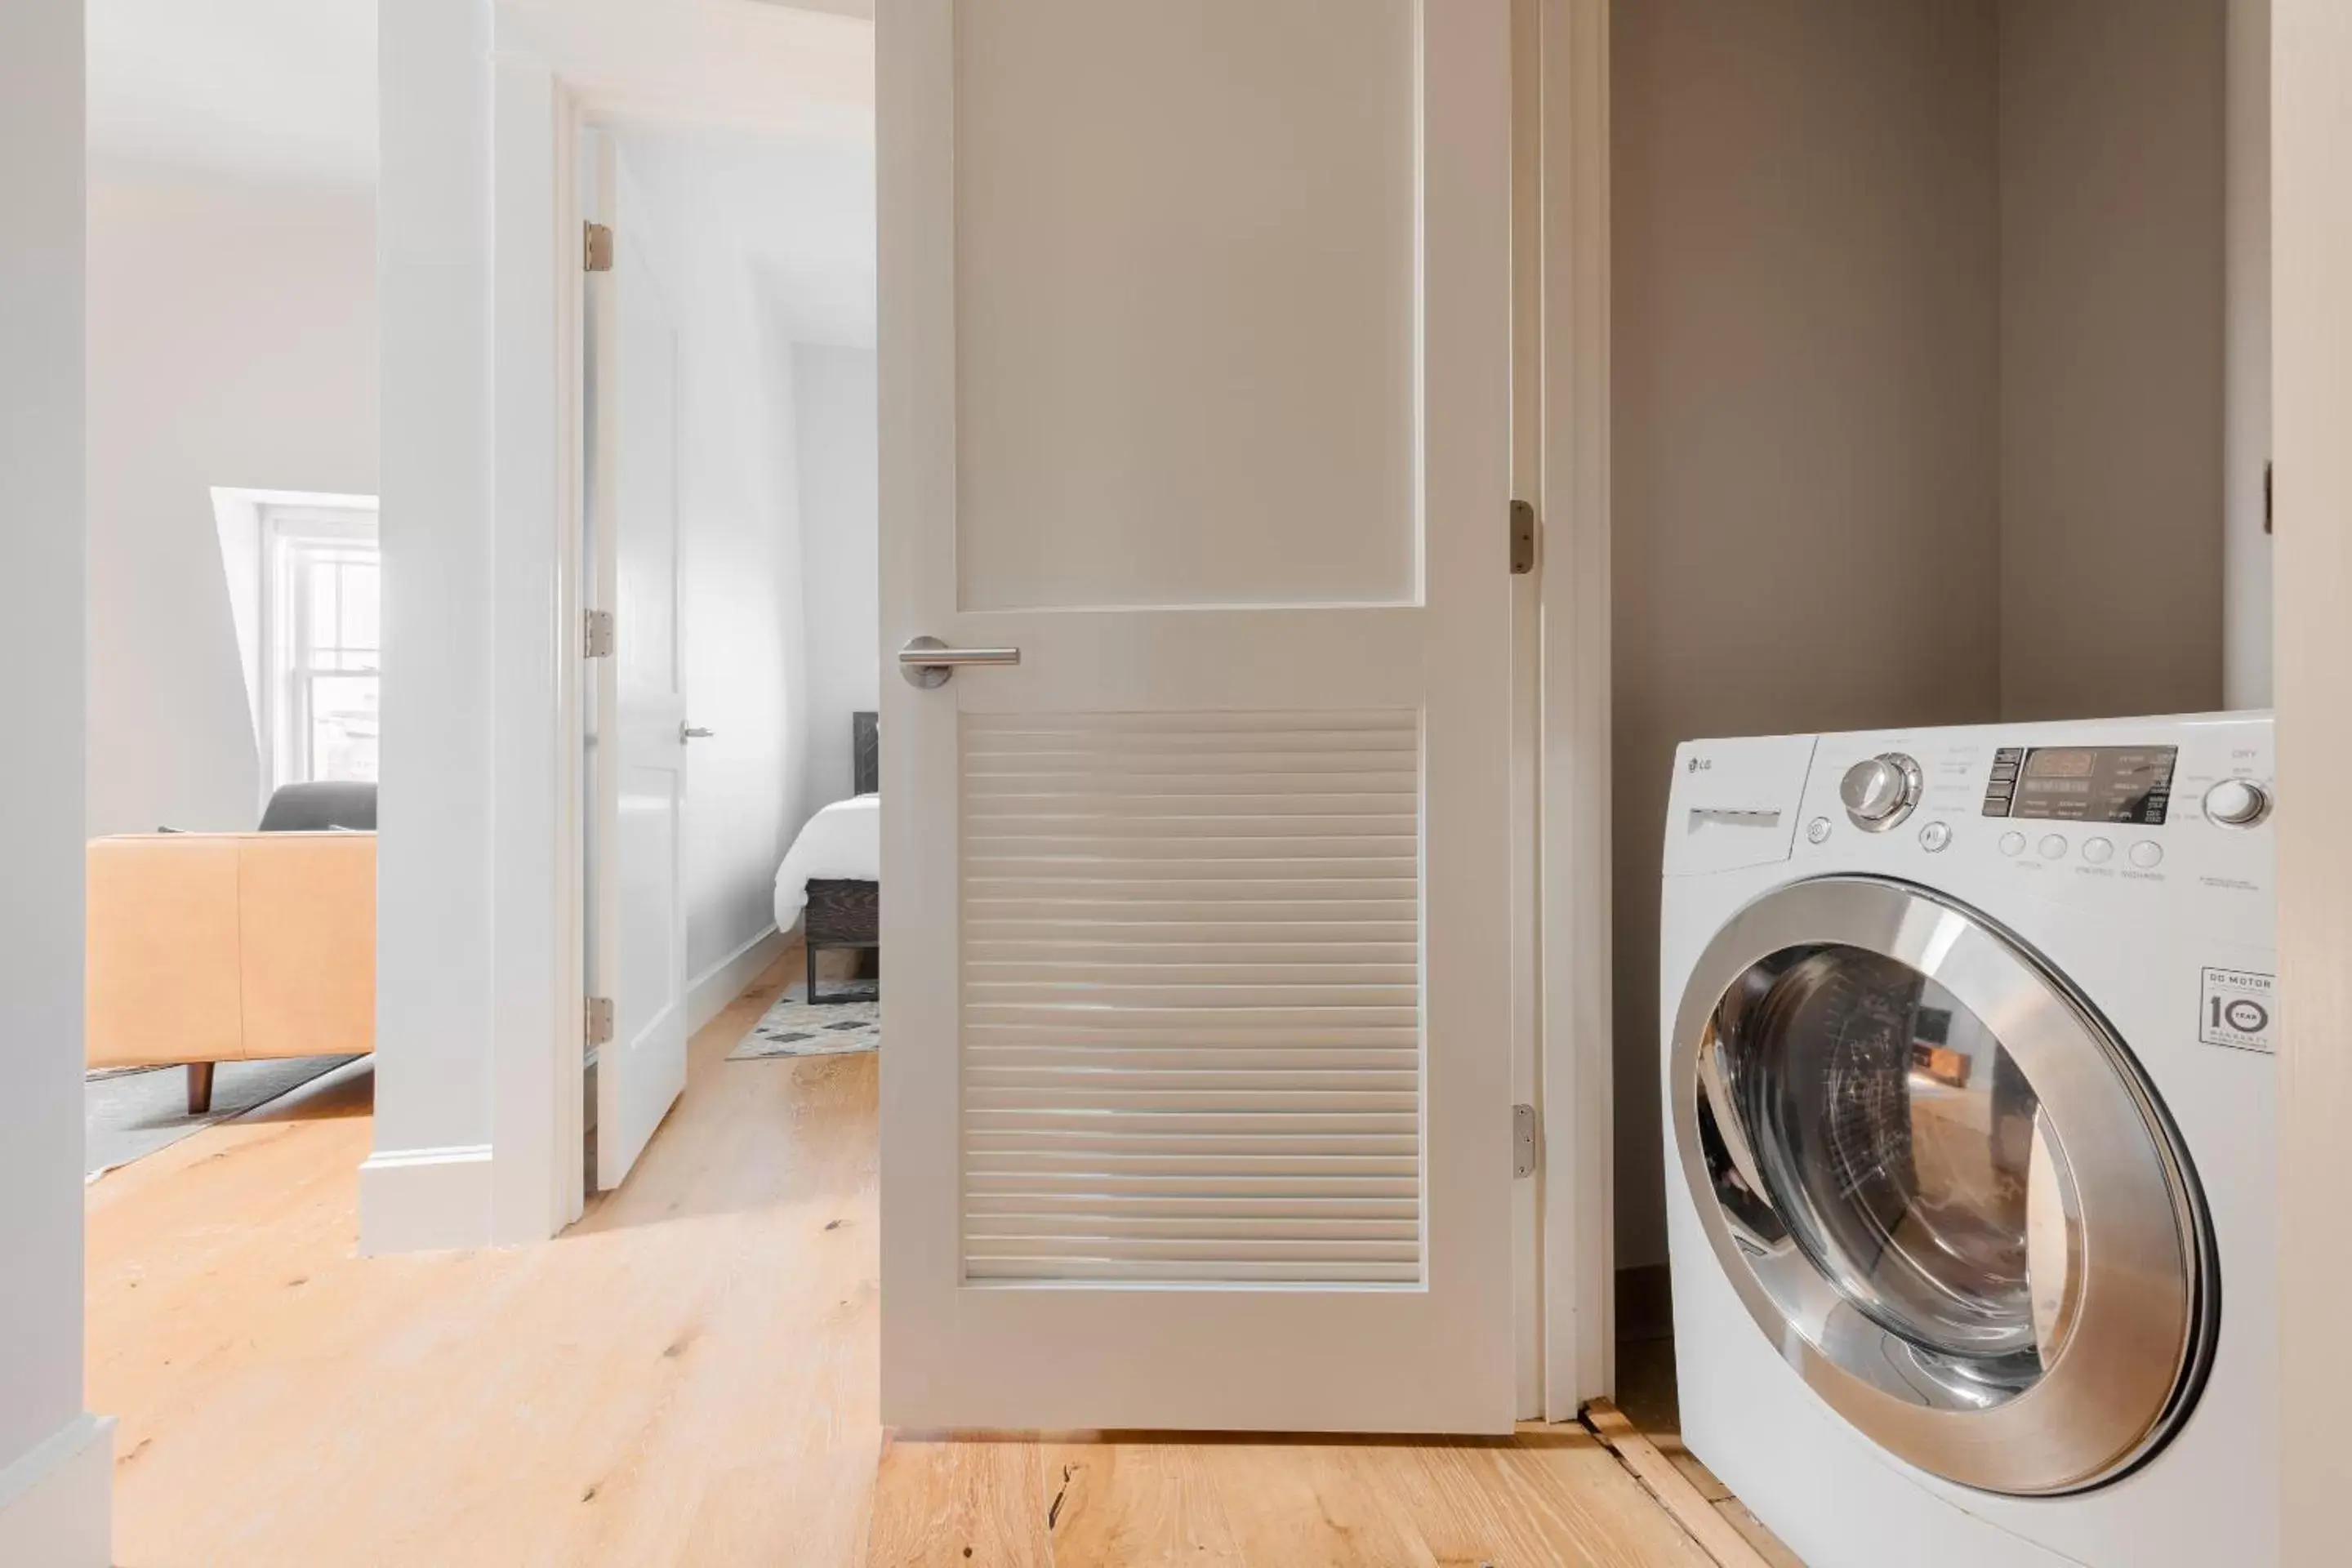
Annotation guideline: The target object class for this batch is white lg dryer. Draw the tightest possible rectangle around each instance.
[1659,715,2277,1568]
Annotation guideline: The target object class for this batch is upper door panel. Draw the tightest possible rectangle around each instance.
[953,0,1421,612]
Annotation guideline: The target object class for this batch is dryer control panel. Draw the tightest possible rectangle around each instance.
[1771,714,2278,943]
[1664,713,2276,911]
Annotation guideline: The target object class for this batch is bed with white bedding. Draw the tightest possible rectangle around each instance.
[772,792,879,931]
[775,712,880,1003]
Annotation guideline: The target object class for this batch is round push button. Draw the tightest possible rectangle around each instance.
[1918,822,1952,853]
[2039,835,2069,861]
[2082,837,2114,865]
[1999,831,2027,858]
[1806,817,1833,845]
[2130,840,2165,870]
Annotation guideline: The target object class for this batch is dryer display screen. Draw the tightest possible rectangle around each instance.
[1987,746,2177,824]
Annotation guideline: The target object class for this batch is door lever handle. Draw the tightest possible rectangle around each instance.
[900,636,1021,688]
[681,725,715,742]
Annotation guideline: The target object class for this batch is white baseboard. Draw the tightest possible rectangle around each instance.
[354,931,781,1256]
[0,1413,114,1568]
[359,1143,495,1255]
[687,924,787,1036]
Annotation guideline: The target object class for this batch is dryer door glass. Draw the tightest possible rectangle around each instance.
[1707,947,2075,1396]
[1674,877,2212,1496]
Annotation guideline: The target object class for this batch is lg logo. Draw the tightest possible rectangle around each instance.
[1687,757,1713,775]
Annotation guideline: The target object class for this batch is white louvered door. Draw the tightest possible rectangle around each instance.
[960,710,1427,1288]
[880,0,1514,1432]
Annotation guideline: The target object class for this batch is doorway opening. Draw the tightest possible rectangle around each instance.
[564,83,880,1206]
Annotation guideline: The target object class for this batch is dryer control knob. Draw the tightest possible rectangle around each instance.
[1841,754,1922,831]
[2203,778,2272,828]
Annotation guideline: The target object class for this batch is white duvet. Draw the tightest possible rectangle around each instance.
[773,794,880,932]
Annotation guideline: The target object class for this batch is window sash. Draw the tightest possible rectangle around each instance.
[261,506,381,791]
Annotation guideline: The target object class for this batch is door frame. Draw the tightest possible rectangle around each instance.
[542,80,656,1227]
[484,60,593,1242]
[484,7,877,1243]
[490,64,690,1240]
[1535,0,1617,1418]
[2273,0,2352,1552]
[497,56,831,1236]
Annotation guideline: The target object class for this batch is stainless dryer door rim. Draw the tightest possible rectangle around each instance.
[1670,875,2216,1497]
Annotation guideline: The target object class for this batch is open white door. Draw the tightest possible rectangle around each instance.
[587,140,689,1192]
[879,0,1516,1432]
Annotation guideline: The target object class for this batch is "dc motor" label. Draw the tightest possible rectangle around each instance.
[2199,968,2276,1054]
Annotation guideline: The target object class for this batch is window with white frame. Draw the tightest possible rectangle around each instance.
[261,503,381,791]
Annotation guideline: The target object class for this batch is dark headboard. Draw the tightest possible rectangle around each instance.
[853,710,880,795]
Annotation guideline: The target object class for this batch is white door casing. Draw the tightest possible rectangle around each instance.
[1537,0,1618,1415]
[589,142,690,1192]
[880,0,1517,1432]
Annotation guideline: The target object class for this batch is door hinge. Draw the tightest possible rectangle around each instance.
[583,220,614,274]
[1513,1102,1539,1178]
[584,608,615,659]
[586,996,615,1048]
[1509,500,1539,575]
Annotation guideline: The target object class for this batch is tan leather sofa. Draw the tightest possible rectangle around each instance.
[87,832,375,1113]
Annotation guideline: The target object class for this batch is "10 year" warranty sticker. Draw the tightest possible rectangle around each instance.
[2199,967,2276,1054]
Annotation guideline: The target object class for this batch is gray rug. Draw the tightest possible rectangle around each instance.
[729,981,880,1061]
[87,1056,360,1178]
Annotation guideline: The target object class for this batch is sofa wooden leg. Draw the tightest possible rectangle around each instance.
[187,1062,216,1116]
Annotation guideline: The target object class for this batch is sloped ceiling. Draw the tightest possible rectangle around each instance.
[88,0,377,187]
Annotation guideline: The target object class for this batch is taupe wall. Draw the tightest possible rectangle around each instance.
[1999,0,2226,721]
[2223,0,2272,710]
[1611,0,2004,1271]
[1610,0,2227,1273]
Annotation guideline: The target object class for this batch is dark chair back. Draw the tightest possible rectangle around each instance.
[258,782,378,832]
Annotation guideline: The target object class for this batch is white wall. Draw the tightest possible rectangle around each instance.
[86,175,378,837]
[1610,0,2005,1272]
[618,139,880,991]
[0,1,112,1559]
[678,299,807,982]
[2224,0,2273,710]
[618,136,816,987]
[1998,0,2226,722]
[364,0,500,1251]
[795,344,880,809]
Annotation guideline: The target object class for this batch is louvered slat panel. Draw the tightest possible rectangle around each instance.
[967,1062,1420,1088]
[960,709,1421,1286]
[965,1173,1421,1198]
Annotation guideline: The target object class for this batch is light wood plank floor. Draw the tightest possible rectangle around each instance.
[91,952,1756,1566]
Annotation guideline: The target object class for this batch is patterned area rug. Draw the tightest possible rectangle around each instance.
[729,980,880,1061]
